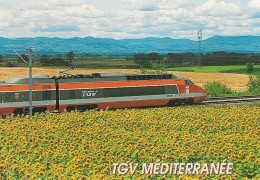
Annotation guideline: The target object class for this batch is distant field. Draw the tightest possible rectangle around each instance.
[0,67,250,91]
[167,65,260,75]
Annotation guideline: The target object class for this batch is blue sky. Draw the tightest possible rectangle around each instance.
[0,0,259,40]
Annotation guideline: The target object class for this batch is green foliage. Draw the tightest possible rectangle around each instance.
[159,51,260,67]
[204,81,232,97]
[147,52,160,62]
[247,75,260,94]
[6,61,17,67]
[248,101,260,107]
[138,61,167,74]
[165,52,195,67]
[134,53,147,67]
[49,57,69,66]
[246,63,254,73]
[150,61,167,73]
[167,65,260,75]
[134,52,163,68]
[0,55,3,62]
[18,54,28,62]
[139,66,150,74]
[202,76,260,97]
[40,54,50,66]
[67,51,74,65]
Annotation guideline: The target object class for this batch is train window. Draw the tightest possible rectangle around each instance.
[69,90,75,99]
[185,80,194,84]
[165,85,179,94]
[32,92,37,100]
[104,86,165,97]
[4,93,11,102]
[14,93,20,101]
[42,91,52,100]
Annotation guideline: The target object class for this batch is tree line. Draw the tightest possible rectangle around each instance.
[0,51,74,67]
[1,51,260,67]
[134,51,260,67]
[40,51,74,66]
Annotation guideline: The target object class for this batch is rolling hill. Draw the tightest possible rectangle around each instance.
[0,36,260,55]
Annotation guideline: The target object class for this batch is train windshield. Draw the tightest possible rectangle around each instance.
[185,80,194,84]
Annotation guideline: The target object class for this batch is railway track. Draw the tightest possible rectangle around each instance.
[200,95,260,105]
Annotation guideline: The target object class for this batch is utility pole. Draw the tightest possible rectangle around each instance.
[197,29,202,69]
[13,47,37,119]
[27,47,33,118]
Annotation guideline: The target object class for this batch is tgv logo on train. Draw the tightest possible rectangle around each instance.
[82,90,97,97]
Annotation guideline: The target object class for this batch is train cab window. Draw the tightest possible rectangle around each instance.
[185,80,194,84]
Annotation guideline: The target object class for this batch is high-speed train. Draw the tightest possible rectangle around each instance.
[0,72,207,115]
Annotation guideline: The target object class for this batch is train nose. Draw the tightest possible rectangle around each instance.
[200,87,208,97]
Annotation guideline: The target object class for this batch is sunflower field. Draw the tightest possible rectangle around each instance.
[0,105,259,179]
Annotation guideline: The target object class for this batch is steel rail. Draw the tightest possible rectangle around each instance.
[201,95,260,105]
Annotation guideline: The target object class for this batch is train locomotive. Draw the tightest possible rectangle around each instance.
[0,72,207,115]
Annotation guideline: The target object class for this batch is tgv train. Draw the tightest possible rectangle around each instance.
[0,73,207,115]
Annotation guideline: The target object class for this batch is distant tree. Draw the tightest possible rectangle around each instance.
[150,61,167,73]
[56,54,63,57]
[138,61,167,74]
[147,52,160,62]
[49,57,61,65]
[247,75,260,93]
[67,51,74,66]
[247,63,254,73]
[165,53,175,67]
[50,57,69,66]
[40,54,50,66]
[201,53,212,66]
[18,54,29,62]
[183,52,196,66]
[6,61,17,67]
[165,53,186,67]
[0,55,3,62]
[134,54,148,67]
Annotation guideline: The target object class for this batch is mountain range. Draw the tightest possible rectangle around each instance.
[0,36,260,55]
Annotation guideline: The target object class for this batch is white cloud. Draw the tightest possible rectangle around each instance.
[0,1,106,38]
[46,0,87,7]
[249,0,260,9]
[198,0,241,16]
[0,0,259,39]
[123,0,196,11]
[63,4,104,18]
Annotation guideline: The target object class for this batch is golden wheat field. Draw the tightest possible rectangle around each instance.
[0,67,249,91]
[0,105,259,179]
